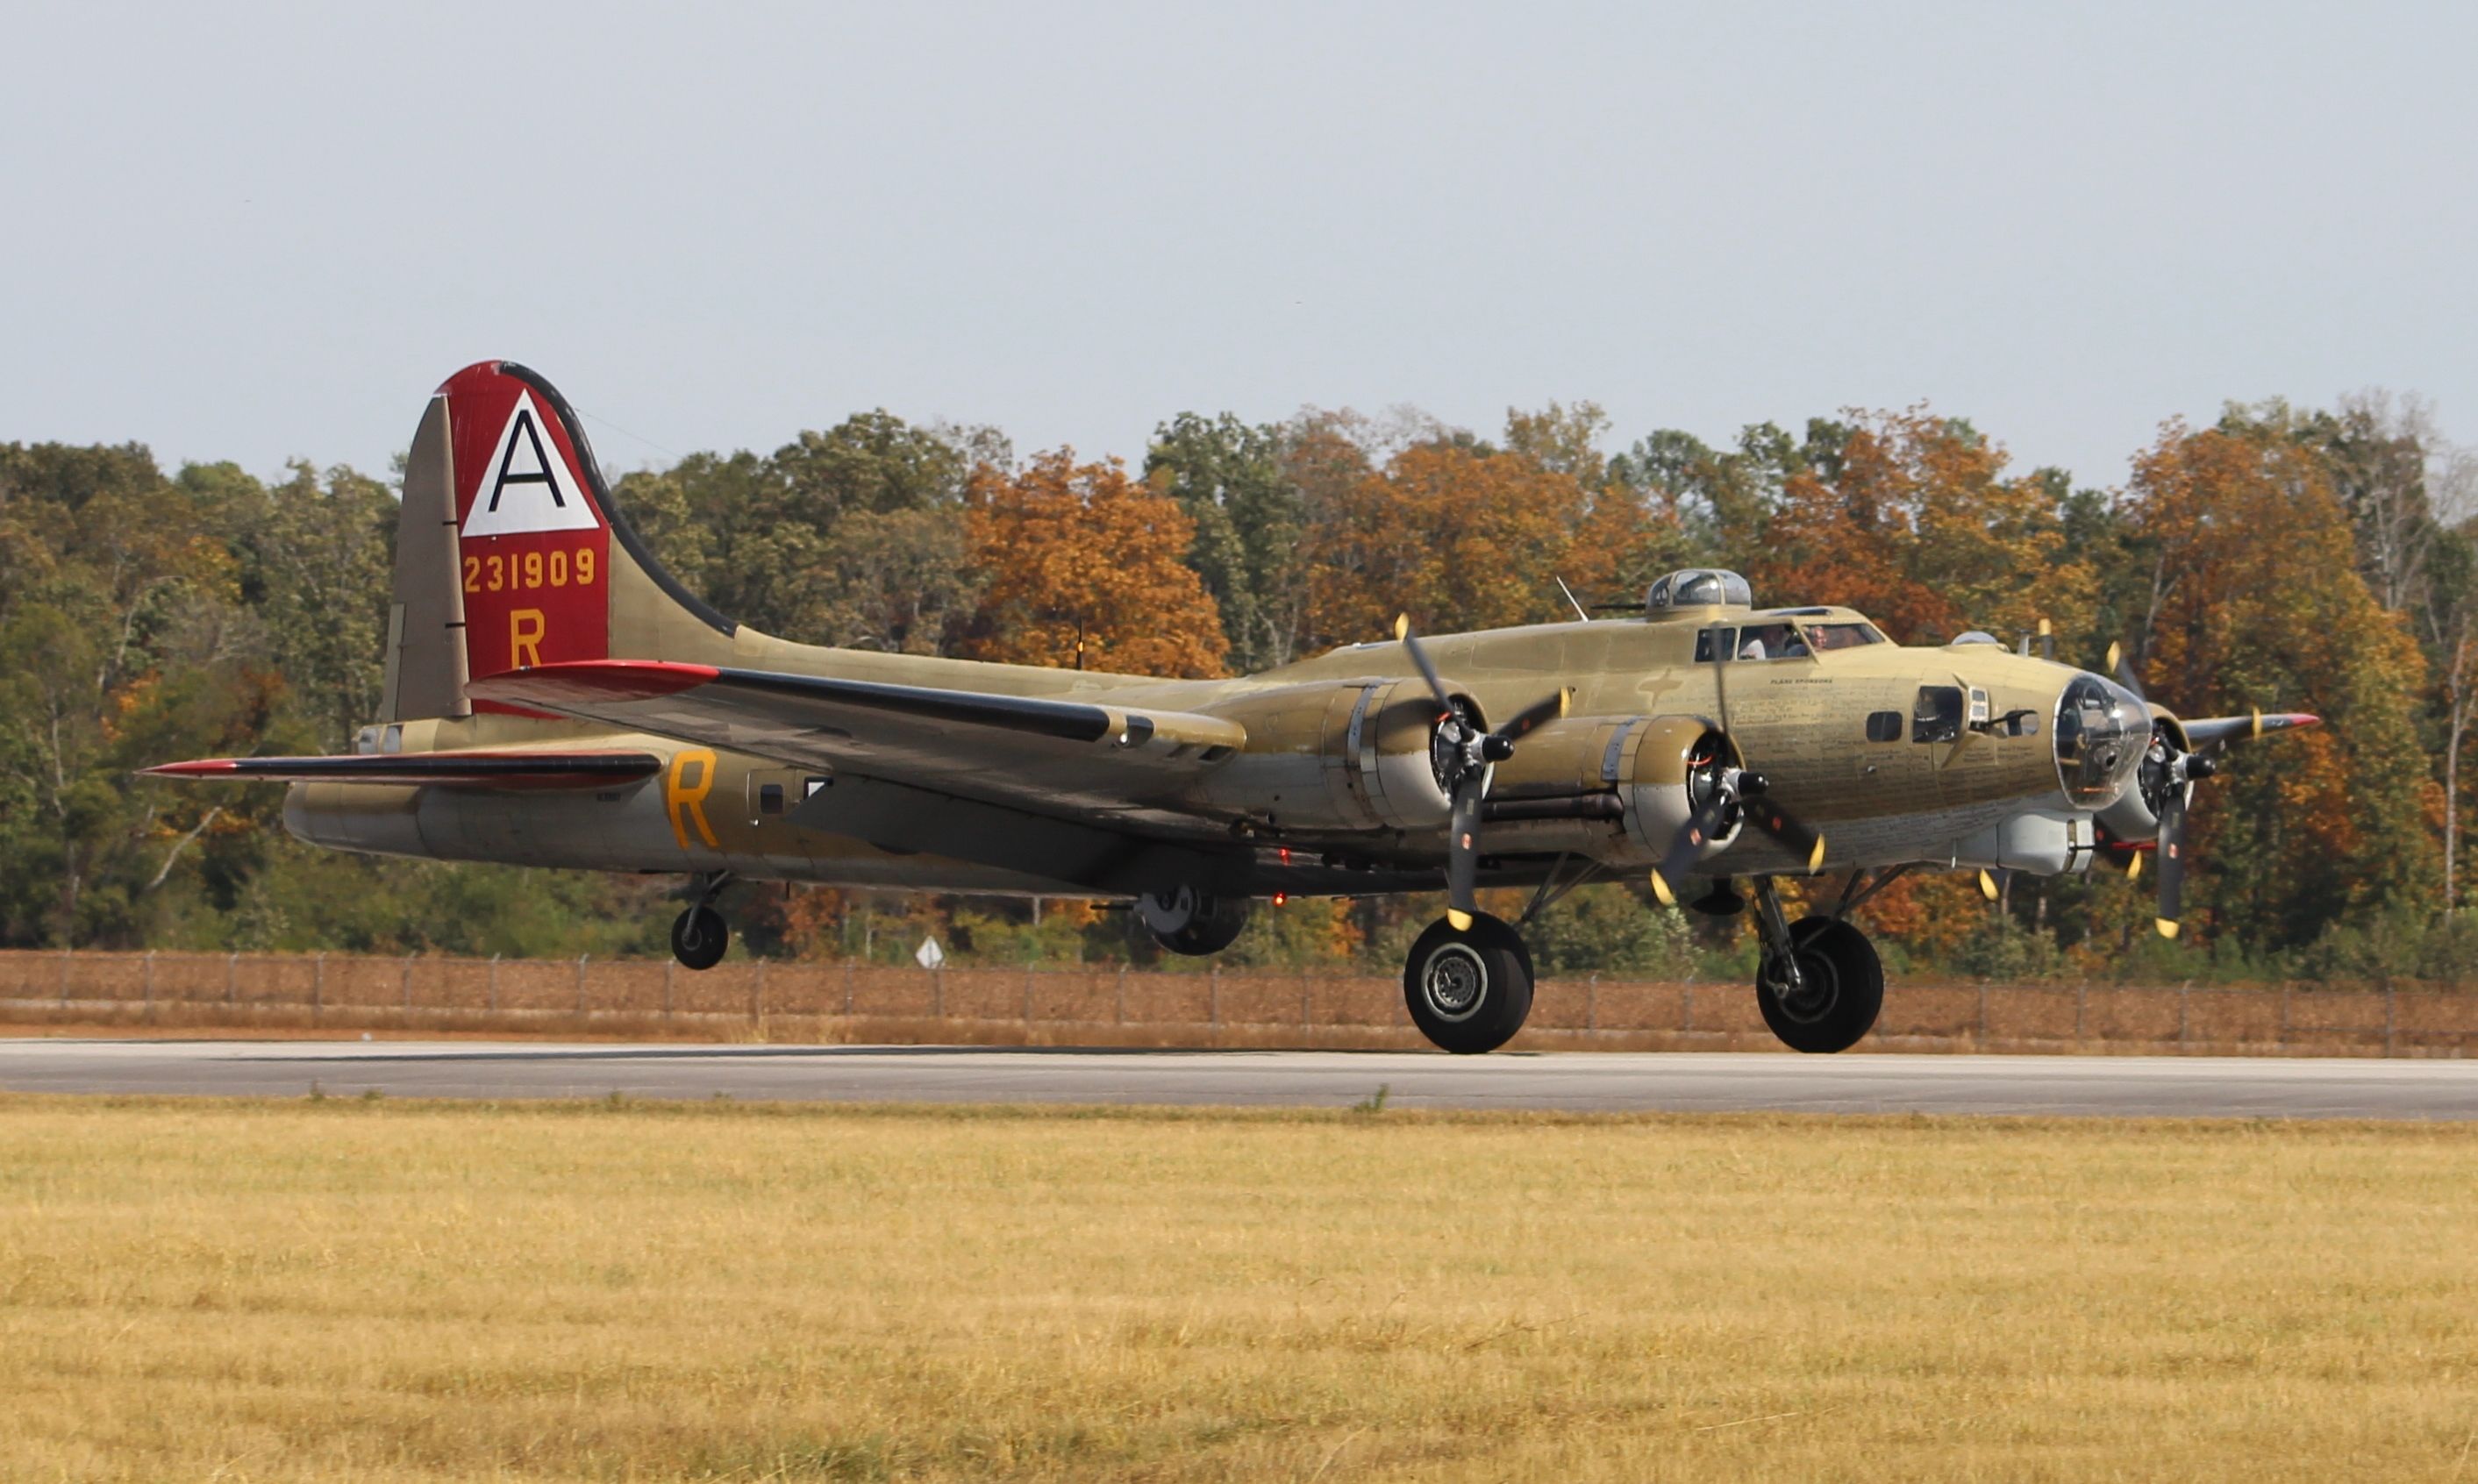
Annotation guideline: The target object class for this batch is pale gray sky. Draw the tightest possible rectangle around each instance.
[4,2,2472,490]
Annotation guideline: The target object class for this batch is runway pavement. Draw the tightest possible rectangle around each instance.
[2,1038,2474,1117]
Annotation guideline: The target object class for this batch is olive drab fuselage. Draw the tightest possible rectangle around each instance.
[288,602,2142,899]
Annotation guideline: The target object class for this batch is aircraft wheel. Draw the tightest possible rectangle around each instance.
[670,905,729,971]
[1403,911,1534,1054]
[1142,889,1251,956]
[1757,917,1882,1053]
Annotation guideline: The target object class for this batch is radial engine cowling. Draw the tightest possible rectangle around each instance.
[1194,678,1461,834]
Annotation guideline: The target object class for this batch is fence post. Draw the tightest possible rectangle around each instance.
[1300,968,1310,1034]
[1976,981,1989,1045]
[60,947,70,1008]
[663,959,675,1020]
[1682,981,1694,1035]
[1024,967,1034,1025]
[1209,967,1220,1029]
[575,955,588,1017]
[1587,974,1599,1034]
[2177,981,2190,1050]
[1115,966,1126,1025]
[930,966,942,1020]
[227,951,239,1005]
[753,960,768,1024]
[402,954,413,1015]
[143,950,155,1017]
[489,954,499,1013]
[2075,981,2087,1043]
[2385,984,2396,1058]
[841,960,853,1017]
[312,952,325,1024]
[2278,981,2289,1048]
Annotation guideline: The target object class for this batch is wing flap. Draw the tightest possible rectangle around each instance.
[142,750,662,791]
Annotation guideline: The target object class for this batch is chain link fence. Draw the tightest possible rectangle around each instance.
[3,950,2473,1055]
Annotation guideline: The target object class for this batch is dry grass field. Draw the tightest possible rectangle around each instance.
[2,1098,2474,1482]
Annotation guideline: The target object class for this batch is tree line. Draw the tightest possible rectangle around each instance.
[4,389,2473,981]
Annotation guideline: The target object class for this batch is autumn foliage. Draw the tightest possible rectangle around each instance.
[961,452,1229,679]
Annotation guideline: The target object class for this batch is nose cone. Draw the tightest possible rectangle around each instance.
[2055,672,2149,808]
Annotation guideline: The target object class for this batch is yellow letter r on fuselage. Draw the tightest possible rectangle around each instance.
[665,748,721,852]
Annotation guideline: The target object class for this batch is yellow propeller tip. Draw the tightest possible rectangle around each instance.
[2038,617,2052,636]
[1978,869,1999,902]
[1808,837,1826,873]
[2105,641,2121,673]
[2127,852,2143,883]
[1650,872,1675,908]
[1393,614,1410,640]
[2155,917,2181,940]
[1445,908,1473,931]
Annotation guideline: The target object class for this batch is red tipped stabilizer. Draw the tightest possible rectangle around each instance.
[141,750,662,791]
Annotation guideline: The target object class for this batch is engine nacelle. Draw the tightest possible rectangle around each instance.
[1194,679,1460,834]
[1483,714,1741,866]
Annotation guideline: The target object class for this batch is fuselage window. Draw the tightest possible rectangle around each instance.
[1694,627,1738,663]
[1914,686,1964,744]
[1865,710,1903,743]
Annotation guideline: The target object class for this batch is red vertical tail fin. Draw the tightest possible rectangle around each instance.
[382,361,738,721]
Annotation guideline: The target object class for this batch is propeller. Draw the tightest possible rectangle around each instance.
[1394,616,1567,931]
[2102,640,2317,939]
[1646,627,1825,906]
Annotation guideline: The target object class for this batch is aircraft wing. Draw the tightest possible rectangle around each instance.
[465,660,1246,821]
[142,750,662,790]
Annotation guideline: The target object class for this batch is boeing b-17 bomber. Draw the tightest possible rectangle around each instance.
[150,362,2318,1053]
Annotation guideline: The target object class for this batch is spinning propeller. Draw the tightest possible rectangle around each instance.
[1394,616,1567,931]
[1646,633,1826,907]
[2102,641,2319,939]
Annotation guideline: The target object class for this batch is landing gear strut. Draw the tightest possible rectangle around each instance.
[1748,875,1882,1053]
[1403,910,1535,1054]
[670,872,732,971]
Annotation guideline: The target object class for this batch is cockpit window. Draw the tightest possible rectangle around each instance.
[1807,622,1884,652]
[1914,685,1963,744]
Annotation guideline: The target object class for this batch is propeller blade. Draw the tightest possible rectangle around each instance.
[1492,689,1568,745]
[2111,644,2147,703]
[2127,849,2143,884]
[2182,712,2319,749]
[1650,868,1677,908]
[2155,784,2187,938]
[1393,614,1456,716]
[1744,796,1826,874]
[1655,790,1731,901]
[1444,773,1484,930]
[1978,868,2000,903]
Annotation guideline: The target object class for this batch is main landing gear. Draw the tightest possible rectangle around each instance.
[1386,873,1885,1056]
[670,872,731,971]
[1746,876,1883,1053]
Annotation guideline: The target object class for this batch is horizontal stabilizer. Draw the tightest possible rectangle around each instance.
[141,750,662,790]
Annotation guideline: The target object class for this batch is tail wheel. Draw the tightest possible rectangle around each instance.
[1758,917,1882,1053]
[671,905,729,971]
[1403,911,1535,1054]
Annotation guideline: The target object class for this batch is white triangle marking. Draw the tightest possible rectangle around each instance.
[461,391,600,536]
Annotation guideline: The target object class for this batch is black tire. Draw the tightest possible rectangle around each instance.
[671,905,728,971]
[1153,895,1251,956]
[1403,912,1535,1054]
[1757,916,1882,1053]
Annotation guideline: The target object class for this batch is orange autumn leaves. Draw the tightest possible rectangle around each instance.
[960,452,1230,678]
